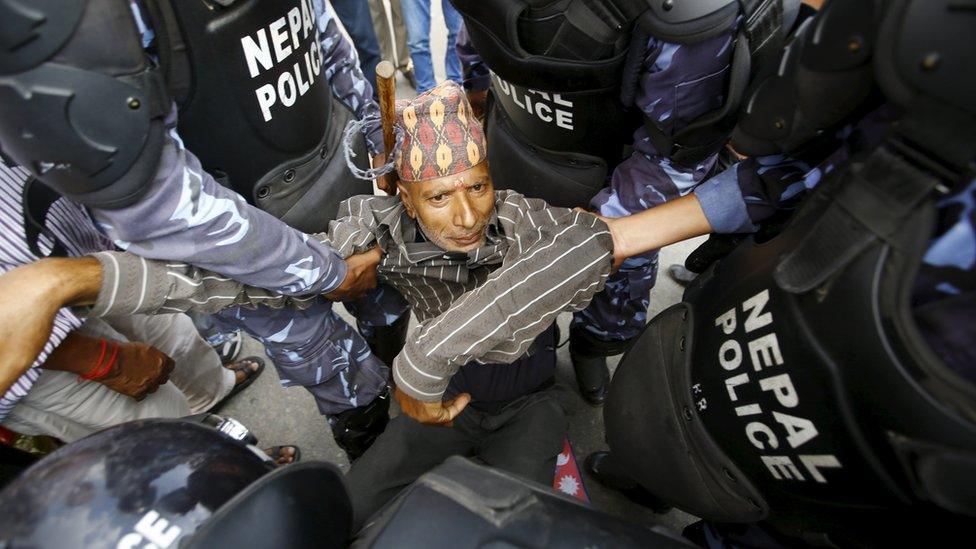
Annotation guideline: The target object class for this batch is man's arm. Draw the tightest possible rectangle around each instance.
[392,207,614,403]
[87,246,381,317]
[42,333,175,401]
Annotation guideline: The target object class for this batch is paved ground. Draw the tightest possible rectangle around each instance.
[223,3,703,534]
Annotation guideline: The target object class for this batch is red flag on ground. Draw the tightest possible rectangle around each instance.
[553,437,589,503]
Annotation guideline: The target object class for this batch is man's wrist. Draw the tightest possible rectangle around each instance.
[392,357,445,403]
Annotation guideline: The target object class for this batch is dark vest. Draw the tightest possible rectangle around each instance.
[452,0,639,209]
[605,146,976,540]
[148,0,366,231]
[446,323,558,411]
[451,0,792,209]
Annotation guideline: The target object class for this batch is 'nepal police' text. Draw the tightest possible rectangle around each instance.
[703,289,843,484]
[240,0,323,122]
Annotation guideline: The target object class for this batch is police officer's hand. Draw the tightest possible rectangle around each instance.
[97,342,175,401]
[467,90,488,121]
[394,386,471,426]
[325,247,383,301]
[372,153,397,195]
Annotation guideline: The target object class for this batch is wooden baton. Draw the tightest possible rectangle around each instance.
[375,60,397,193]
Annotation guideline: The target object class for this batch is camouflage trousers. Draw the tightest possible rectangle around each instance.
[213,284,409,416]
[573,151,706,345]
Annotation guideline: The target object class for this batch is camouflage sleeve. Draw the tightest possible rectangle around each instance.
[314,0,384,155]
[90,107,348,297]
[457,24,490,92]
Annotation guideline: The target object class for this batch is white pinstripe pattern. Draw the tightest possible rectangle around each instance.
[0,162,116,420]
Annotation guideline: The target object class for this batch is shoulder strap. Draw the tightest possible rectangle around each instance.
[774,100,976,294]
[22,177,68,258]
[139,0,192,106]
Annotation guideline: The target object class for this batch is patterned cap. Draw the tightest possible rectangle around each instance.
[395,81,487,182]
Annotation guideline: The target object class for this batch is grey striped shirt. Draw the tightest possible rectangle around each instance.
[91,191,614,402]
[0,162,116,420]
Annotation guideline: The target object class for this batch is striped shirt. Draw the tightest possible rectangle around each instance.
[90,191,614,402]
[0,161,115,420]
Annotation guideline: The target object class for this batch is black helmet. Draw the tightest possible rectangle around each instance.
[0,419,277,548]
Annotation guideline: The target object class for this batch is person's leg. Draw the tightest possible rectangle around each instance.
[1,319,190,442]
[331,0,383,92]
[570,153,686,404]
[346,413,475,530]
[368,0,395,65]
[212,301,390,458]
[2,369,191,442]
[441,0,463,83]
[104,314,235,413]
[389,0,412,72]
[401,0,435,92]
[344,284,411,366]
[476,391,567,485]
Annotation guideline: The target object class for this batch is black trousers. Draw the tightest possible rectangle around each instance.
[345,389,567,530]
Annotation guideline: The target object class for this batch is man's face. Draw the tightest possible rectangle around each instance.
[398,163,495,253]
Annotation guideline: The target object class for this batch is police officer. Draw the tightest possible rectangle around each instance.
[0,0,409,459]
[581,0,976,545]
[452,0,803,405]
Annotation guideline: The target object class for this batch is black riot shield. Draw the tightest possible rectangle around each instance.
[606,147,976,544]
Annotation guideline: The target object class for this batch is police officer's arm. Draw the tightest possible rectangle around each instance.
[456,25,490,119]
[88,108,359,298]
[598,194,714,269]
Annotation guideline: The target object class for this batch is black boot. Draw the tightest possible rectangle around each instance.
[569,326,632,407]
[584,451,672,513]
[329,388,390,461]
[358,313,410,367]
[571,351,609,406]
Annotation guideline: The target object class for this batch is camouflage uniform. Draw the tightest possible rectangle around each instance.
[570,32,736,345]
[89,0,408,416]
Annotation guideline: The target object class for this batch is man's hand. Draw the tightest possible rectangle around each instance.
[324,247,382,301]
[394,386,470,426]
[467,90,488,121]
[97,342,175,401]
[0,257,102,397]
[372,153,398,195]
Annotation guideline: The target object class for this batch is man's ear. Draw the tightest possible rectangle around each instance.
[397,181,417,219]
